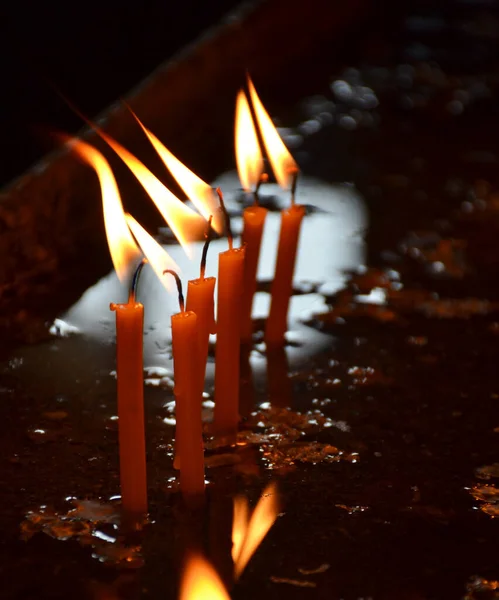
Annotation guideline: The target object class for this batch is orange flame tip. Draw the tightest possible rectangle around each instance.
[130,112,224,235]
[63,136,141,283]
[96,129,206,257]
[235,89,264,193]
[125,214,179,292]
[231,495,250,566]
[180,554,230,600]
[247,76,298,191]
[233,482,280,579]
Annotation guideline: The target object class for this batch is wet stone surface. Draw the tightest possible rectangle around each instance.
[2,2,499,599]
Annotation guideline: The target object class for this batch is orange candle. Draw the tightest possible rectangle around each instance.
[240,205,267,343]
[167,271,205,502]
[234,87,266,344]
[265,202,305,347]
[110,262,148,518]
[186,277,216,385]
[214,189,246,439]
[186,216,217,395]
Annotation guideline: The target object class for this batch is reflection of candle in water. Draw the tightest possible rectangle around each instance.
[180,554,230,600]
[214,189,245,439]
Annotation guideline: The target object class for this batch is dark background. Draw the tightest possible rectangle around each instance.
[1,0,244,188]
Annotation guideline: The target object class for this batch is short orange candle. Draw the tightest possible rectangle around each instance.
[110,274,147,518]
[240,205,267,343]
[213,189,246,439]
[265,203,305,346]
[167,271,205,502]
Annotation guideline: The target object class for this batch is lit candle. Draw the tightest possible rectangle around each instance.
[245,76,303,347]
[186,217,216,400]
[65,138,147,520]
[213,189,246,440]
[234,87,268,343]
[110,261,148,518]
[166,270,205,503]
[265,175,305,346]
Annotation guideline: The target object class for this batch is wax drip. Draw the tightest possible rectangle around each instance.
[164,270,185,312]
[200,215,214,280]
[129,259,148,303]
[254,173,269,207]
[216,187,233,251]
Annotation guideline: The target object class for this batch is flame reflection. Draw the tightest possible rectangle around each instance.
[180,554,230,600]
[232,482,279,579]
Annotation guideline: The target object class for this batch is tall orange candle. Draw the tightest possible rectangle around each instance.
[265,176,305,347]
[234,88,266,344]
[110,260,148,518]
[166,271,205,502]
[186,217,216,396]
[240,203,267,343]
[214,189,246,439]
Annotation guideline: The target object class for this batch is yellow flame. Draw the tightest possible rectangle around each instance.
[233,483,279,579]
[180,554,230,600]
[234,89,264,192]
[131,113,224,234]
[247,76,298,190]
[97,130,206,256]
[126,214,179,292]
[64,137,141,282]
[231,495,249,566]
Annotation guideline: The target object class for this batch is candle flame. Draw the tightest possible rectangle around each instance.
[232,482,280,579]
[235,89,264,192]
[126,214,179,292]
[97,130,206,256]
[180,554,230,600]
[64,137,141,282]
[247,76,298,190]
[131,112,224,234]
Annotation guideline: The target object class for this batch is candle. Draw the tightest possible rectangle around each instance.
[110,260,148,519]
[66,138,147,520]
[166,270,205,502]
[243,76,304,347]
[240,203,268,343]
[265,194,305,347]
[234,87,267,343]
[186,217,216,398]
[213,189,246,439]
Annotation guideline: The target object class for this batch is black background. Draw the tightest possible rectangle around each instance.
[1,0,243,187]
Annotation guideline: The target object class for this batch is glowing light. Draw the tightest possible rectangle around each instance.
[232,482,280,579]
[97,129,206,256]
[180,554,230,600]
[64,137,141,282]
[234,89,264,192]
[130,113,224,234]
[126,214,179,292]
[247,76,298,190]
